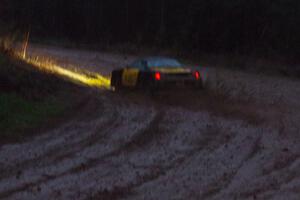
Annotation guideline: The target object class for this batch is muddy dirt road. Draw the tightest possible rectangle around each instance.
[1,45,300,200]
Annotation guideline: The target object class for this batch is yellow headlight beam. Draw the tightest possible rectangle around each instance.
[15,52,111,89]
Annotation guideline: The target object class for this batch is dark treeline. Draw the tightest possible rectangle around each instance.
[2,0,300,56]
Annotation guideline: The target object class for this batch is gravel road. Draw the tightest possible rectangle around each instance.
[1,45,300,200]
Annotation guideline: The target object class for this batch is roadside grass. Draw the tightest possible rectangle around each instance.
[0,93,64,139]
[0,53,83,143]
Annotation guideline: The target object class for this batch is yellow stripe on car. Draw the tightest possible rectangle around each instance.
[122,68,139,87]
[151,67,191,74]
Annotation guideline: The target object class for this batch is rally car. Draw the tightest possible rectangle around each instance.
[111,57,203,91]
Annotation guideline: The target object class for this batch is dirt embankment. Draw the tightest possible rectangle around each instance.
[0,45,300,200]
[0,53,88,144]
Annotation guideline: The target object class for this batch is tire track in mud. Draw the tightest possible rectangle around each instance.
[107,112,261,200]
[1,105,190,199]
[88,110,245,200]
[0,117,116,181]
[0,98,159,199]
[204,137,300,200]
[229,153,300,200]
[62,109,165,175]
[123,116,265,200]
[31,108,204,199]
[200,136,263,200]
[0,93,117,181]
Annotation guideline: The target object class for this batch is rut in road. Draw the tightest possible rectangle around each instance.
[0,89,264,200]
[0,91,156,196]
[2,45,300,200]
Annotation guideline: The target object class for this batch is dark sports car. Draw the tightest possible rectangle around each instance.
[111,57,203,91]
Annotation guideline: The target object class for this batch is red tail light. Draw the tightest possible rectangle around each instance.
[154,72,161,81]
[194,71,200,80]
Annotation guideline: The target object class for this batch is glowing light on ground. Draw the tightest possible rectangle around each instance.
[15,51,111,89]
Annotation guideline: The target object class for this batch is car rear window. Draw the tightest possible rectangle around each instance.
[147,58,182,67]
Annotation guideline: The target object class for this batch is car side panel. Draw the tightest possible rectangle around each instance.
[137,71,154,89]
[122,68,140,87]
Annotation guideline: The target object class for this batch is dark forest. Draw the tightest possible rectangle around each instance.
[1,0,300,57]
